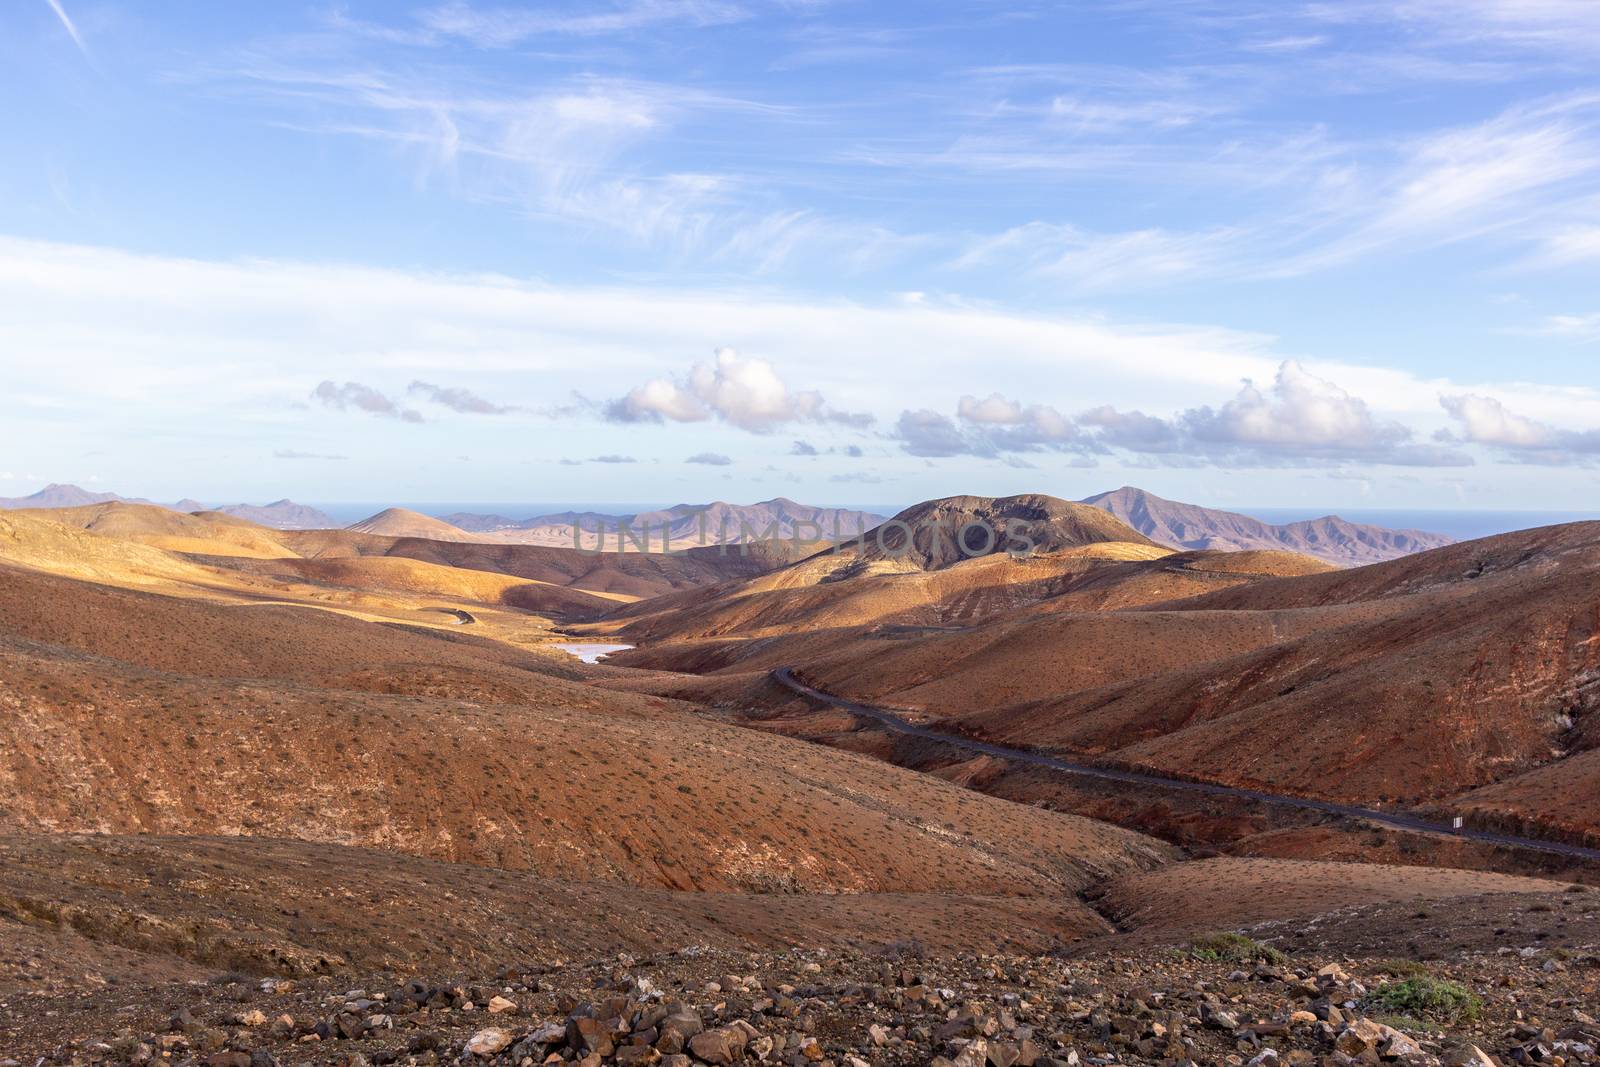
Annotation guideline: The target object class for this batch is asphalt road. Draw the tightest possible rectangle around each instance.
[772,666,1600,865]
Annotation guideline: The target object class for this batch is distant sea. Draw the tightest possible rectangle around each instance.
[306,501,1598,542]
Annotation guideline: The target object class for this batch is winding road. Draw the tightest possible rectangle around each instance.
[771,666,1600,865]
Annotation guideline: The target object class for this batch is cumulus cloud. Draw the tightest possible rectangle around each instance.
[1096,362,1471,466]
[895,409,992,458]
[563,454,638,464]
[1078,405,1184,451]
[894,362,1473,468]
[1440,393,1600,463]
[312,381,423,422]
[685,451,732,465]
[607,377,711,424]
[1439,394,1558,448]
[957,393,1024,424]
[897,394,1095,458]
[790,439,819,456]
[604,347,871,432]
[408,380,518,414]
[1182,362,1406,450]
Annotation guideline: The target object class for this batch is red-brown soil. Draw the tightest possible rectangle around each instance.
[5,492,1600,1061]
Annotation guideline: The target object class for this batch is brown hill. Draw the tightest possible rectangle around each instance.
[290,529,811,600]
[595,544,1169,645]
[346,507,475,541]
[597,543,1328,654]
[1082,486,1453,566]
[0,505,795,632]
[0,562,1170,897]
[0,834,1119,982]
[1091,856,1571,933]
[922,524,1600,815]
[855,494,1157,570]
[27,501,298,559]
[614,521,1600,840]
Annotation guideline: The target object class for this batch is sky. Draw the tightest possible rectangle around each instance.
[4,1,1600,509]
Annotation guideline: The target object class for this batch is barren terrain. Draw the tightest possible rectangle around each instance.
[3,495,1599,1065]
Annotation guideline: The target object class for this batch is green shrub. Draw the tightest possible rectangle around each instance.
[1189,933,1286,966]
[1366,977,1482,1023]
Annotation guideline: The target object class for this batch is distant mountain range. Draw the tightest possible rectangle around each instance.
[0,485,331,530]
[430,498,887,549]
[1080,486,1453,566]
[0,483,1454,563]
[0,483,190,511]
[208,499,337,530]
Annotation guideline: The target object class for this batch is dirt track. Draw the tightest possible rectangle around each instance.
[772,666,1600,865]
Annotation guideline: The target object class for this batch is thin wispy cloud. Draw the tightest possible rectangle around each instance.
[15,4,1600,506]
[408,380,519,414]
[311,381,424,423]
[44,0,89,60]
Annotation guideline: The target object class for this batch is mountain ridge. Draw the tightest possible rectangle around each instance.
[1081,485,1453,566]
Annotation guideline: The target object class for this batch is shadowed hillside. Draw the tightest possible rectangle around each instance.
[1083,486,1453,566]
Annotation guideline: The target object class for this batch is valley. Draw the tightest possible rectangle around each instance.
[0,491,1596,1064]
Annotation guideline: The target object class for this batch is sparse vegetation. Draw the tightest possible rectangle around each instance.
[1366,977,1482,1024]
[1377,958,1431,978]
[1189,932,1286,965]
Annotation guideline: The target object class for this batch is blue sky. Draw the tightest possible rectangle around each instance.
[5,0,1600,509]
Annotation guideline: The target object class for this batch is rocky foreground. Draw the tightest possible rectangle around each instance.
[7,932,1598,1067]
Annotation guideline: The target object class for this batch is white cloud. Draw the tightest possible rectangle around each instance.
[1377,0,1600,53]
[946,95,1600,287]
[955,222,1245,291]
[44,0,90,59]
[1532,312,1600,340]
[1440,392,1600,463]
[413,0,748,46]
[899,363,1474,468]
[1186,361,1406,449]
[895,409,993,458]
[408,380,518,414]
[607,377,712,423]
[11,235,1600,482]
[1528,223,1600,267]
[956,393,1023,425]
[605,347,869,432]
[1439,393,1557,448]
[312,381,424,423]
